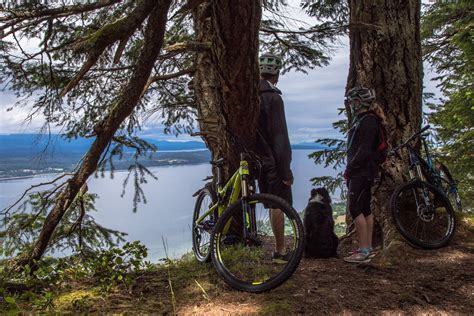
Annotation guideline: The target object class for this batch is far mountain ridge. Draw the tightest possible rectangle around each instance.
[0,134,327,155]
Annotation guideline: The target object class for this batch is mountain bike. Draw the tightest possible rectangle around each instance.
[192,153,304,293]
[390,125,456,249]
[411,128,463,213]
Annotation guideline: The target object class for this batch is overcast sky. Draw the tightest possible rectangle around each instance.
[0,1,440,144]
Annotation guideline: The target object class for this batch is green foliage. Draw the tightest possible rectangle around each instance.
[422,1,473,90]
[32,291,55,311]
[301,0,348,25]
[422,1,474,211]
[1,290,19,312]
[0,241,150,311]
[332,202,347,236]
[86,241,150,293]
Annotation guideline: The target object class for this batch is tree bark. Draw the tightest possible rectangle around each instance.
[16,0,172,267]
[193,0,261,178]
[346,1,423,255]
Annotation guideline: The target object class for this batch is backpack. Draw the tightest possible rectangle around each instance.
[350,112,389,165]
[374,117,388,165]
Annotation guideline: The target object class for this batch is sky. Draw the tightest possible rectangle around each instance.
[0,1,441,144]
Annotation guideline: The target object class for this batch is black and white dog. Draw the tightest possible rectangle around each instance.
[303,187,339,258]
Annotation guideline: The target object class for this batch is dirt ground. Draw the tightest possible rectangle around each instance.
[56,217,474,314]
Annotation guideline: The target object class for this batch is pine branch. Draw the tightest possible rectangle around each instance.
[0,0,121,22]
[1,173,73,216]
[175,0,206,15]
[150,67,196,82]
[164,41,211,54]
[141,67,195,96]
[14,0,172,267]
[60,0,159,97]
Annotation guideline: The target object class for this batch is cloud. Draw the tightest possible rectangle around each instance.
[0,7,442,143]
[277,41,349,143]
[0,88,46,134]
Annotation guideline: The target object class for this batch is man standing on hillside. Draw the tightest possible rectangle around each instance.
[257,53,294,263]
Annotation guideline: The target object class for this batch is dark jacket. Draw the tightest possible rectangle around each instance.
[256,79,293,182]
[345,111,381,180]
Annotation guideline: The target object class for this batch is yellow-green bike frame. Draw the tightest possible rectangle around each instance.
[194,154,254,235]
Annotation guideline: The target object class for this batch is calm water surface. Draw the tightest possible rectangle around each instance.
[0,150,339,261]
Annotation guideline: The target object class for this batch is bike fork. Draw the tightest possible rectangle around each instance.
[241,199,258,243]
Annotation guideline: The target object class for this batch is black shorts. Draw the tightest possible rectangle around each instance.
[348,177,373,218]
[258,173,293,208]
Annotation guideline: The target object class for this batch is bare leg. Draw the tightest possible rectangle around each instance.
[354,214,369,249]
[365,214,374,248]
[270,208,285,253]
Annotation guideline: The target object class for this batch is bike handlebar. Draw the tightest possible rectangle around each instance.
[390,125,430,155]
[420,124,431,134]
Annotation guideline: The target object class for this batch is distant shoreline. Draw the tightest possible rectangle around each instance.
[0,148,325,182]
[0,161,211,182]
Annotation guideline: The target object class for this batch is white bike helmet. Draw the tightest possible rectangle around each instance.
[346,86,376,103]
[259,53,283,75]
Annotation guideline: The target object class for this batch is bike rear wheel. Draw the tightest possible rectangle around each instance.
[192,186,217,262]
[391,180,456,249]
[210,193,304,293]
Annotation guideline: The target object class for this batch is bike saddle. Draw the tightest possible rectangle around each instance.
[202,175,213,181]
[210,158,225,166]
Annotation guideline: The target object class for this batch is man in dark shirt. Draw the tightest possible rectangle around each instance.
[343,86,383,263]
[257,53,293,263]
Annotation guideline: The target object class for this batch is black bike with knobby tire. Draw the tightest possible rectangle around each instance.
[390,125,457,249]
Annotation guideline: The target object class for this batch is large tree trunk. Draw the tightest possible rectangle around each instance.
[346,1,423,256]
[16,0,172,267]
[193,0,261,178]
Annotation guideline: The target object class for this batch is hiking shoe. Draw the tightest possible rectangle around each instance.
[272,250,293,264]
[347,247,377,259]
[368,247,377,259]
[343,250,370,263]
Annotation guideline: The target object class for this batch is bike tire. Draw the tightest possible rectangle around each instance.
[391,180,456,249]
[210,193,304,293]
[192,186,217,262]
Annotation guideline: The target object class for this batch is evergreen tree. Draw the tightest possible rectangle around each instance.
[309,0,424,251]
[1,0,173,266]
[422,0,473,211]
[0,0,343,264]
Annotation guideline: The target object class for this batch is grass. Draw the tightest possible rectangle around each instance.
[54,289,99,312]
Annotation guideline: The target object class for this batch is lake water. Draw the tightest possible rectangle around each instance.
[0,150,339,261]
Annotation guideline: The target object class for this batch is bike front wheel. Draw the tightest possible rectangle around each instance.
[210,193,304,293]
[391,180,456,249]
